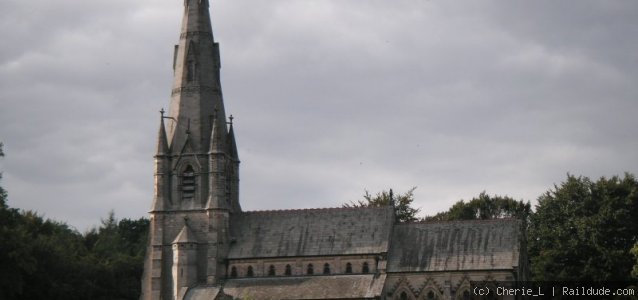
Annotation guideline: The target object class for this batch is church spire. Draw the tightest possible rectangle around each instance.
[167,0,224,153]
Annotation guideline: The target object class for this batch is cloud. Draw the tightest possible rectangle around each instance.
[1,0,637,229]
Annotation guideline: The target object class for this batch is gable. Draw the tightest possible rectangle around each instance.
[228,206,394,259]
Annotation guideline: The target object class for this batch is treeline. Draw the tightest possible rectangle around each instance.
[0,143,148,300]
[349,173,638,282]
[0,203,147,300]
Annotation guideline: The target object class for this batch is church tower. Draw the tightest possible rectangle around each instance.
[141,0,240,299]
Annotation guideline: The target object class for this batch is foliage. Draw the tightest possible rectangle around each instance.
[0,142,6,209]
[632,242,638,279]
[0,204,148,299]
[344,187,420,222]
[528,174,638,281]
[424,192,531,224]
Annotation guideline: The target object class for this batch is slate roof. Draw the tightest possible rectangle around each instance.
[228,206,394,259]
[387,219,521,272]
[221,274,386,299]
[184,286,220,300]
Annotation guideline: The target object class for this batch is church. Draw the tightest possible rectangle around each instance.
[139,1,528,299]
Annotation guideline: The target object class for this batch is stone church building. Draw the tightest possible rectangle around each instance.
[139,1,528,299]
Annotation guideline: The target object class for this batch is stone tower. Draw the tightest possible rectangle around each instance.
[140,0,240,299]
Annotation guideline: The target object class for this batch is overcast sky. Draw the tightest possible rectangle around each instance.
[1,0,637,230]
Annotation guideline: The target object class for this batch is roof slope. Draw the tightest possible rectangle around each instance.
[387,219,521,272]
[221,274,386,299]
[228,206,394,259]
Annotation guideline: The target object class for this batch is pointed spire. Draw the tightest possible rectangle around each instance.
[209,109,226,154]
[181,0,213,40]
[167,0,224,152]
[156,108,170,156]
[228,115,239,160]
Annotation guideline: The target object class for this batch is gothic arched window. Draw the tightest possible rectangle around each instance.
[230,266,237,278]
[306,264,314,275]
[285,264,292,276]
[362,262,370,274]
[426,290,438,300]
[345,262,352,274]
[246,266,254,277]
[181,165,195,201]
[268,265,276,276]
[323,263,330,275]
[400,291,408,300]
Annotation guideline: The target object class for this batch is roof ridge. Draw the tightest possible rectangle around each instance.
[400,217,519,225]
[240,205,391,215]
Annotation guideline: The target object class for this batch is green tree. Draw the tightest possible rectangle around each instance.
[344,187,420,222]
[529,174,638,281]
[424,192,531,224]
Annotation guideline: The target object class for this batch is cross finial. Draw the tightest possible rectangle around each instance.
[160,108,165,116]
[229,114,234,125]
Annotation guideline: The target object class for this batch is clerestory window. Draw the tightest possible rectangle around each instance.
[268,265,276,276]
[323,263,330,275]
[345,262,352,274]
[362,262,369,274]
[307,264,314,275]
[246,266,254,277]
[285,264,292,276]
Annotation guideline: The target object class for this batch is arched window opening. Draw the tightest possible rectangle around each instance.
[181,165,195,201]
[306,264,314,275]
[230,266,237,278]
[285,264,292,276]
[459,290,470,300]
[246,266,254,277]
[427,290,437,300]
[268,265,276,276]
[362,262,370,274]
[345,262,352,274]
[323,263,330,275]
[400,291,408,300]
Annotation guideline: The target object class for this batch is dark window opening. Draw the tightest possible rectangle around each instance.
[230,266,237,278]
[362,262,369,274]
[462,290,470,300]
[345,262,352,274]
[182,165,195,201]
[268,265,276,276]
[285,264,292,276]
[427,290,436,299]
[306,264,313,275]
[400,291,408,300]
[246,266,254,277]
[323,263,330,275]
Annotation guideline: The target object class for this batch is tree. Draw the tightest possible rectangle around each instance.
[344,187,420,222]
[528,173,638,281]
[424,192,531,224]
[632,242,638,279]
[0,142,6,208]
